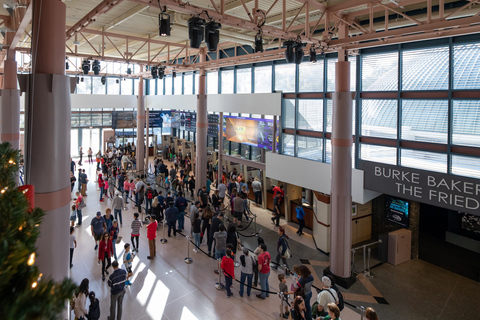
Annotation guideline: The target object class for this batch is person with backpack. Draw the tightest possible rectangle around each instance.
[271,227,291,275]
[86,291,100,320]
[145,183,154,214]
[174,191,188,232]
[238,247,255,297]
[296,265,314,320]
[316,276,339,318]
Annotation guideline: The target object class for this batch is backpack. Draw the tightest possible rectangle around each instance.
[146,189,153,199]
[324,288,344,311]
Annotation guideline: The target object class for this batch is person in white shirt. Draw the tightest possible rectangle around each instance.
[316,276,339,316]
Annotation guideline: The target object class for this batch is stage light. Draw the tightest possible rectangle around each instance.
[126,67,132,75]
[82,60,90,74]
[172,70,176,78]
[205,21,221,52]
[151,66,158,79]
[159,67,165,79]
[294,42,304,64]
[76,77,79,84]
[284,40,295,63]
[81,77,84,82]
[66,61,69,70]
[309,47,317,63]
[116,79,119,84]
[159,12,171,37]
[188,17,205,49]
[255,31,263,53]
[92,60,100,75]
[101,76,106,85]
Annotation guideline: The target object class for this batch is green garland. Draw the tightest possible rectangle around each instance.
[0,142,76,320]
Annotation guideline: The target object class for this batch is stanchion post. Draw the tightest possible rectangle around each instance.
[351,248,356,276]
[279,292,284,319]
[362,245,367,272]
[184,235,193,264]
[360,306,366,320]
[215,259,225,290]
[365,247,373,277]
[160,219,167,244]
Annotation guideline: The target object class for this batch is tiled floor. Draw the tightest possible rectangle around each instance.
[69,160,480,320]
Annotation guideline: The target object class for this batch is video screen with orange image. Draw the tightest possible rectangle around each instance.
[225,116,274,150]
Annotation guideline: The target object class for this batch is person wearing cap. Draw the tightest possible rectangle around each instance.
[91,212,107,251]
[316,276,339,317]
[165,200,178,237]
[112,191,124,226]
[239,247,255,297]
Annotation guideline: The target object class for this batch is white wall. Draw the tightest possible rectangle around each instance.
[72,94,137,109]
[146,95,197,110]
[207,93,281,115]
[265,152,380,204]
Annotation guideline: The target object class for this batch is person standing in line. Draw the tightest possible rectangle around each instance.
[107,260,127,320]
[232,192,244,227]
[78,146,83,166]
[73,278,89,320]
[145,183,154,213]
[80,169,88,197]
[98,232,113,281]
[130,213,142,252]
[252,177,262,206]
[201,205,213,247]
[191,212,202,253]
[165,200,178,237]
[290,296,307,320]
[74,191,85,226]
[365,307,378,320]
[69,226,77,268]
[98,174,105,202]
[212,190,220,213]
[297,265,314,320]
[239,247,255,297]
[87,291,100,320]
[88,147,93,163]
[71,157,76,175]
[209,211,224,257]
[174,191,188,232]
[256,243,271,300]
[123,243,135,286]
[123,179,132,204]
[112,191,123,226]
[70,171,77,194]
[213,224,227,260]
[217,180,226,207]
[271,192,282,227]
[104,208,114,231]
[146,216,158,260]
[221,248,235,297]
[108,174,115,199]
[188,175,195,198]
[134,177,145,212]
[109,220,120,260]
[296,205,306,235]
[91,211,106,250]
[272,227,291,275]
[96,151,102,171]
[77,168,82,193]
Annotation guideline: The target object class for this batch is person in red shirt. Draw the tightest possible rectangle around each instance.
[272,184,284,200]
[147,216,158,260]
[256,243,271,299]
[221,248,235,297]
[98,232,113,281]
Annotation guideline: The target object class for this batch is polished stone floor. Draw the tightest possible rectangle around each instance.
[69,160,480,320]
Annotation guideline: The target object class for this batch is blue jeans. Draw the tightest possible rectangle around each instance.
[305,291,313,320]
[99,187,104,201]
[259,271,270,298]
[225,275,233,296]
[177,211,185,230]
[193,232,201,249]
[239,272,253,297]
[114,209,122,225]
[215,249,226,260]
[146,198,152,212]
[76,209,82,225]
[112,242,117,260]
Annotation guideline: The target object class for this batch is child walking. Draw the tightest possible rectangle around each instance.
[131,213,142,252]
[123,243,135,285]
[278,274,293,319]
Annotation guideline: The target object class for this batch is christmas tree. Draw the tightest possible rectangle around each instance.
[0,142,76,319]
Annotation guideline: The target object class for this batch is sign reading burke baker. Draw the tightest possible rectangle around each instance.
[358,160,480,216]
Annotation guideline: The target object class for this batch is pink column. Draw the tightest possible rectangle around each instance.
[136,76,145,175]
[27,0,71,282]
[217,112,223,183]
[0,59,20,150]
[195,67,207,194]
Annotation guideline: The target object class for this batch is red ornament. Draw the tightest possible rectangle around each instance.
[18,185,35,210]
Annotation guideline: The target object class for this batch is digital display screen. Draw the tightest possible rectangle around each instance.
[185,112,196,132]
[224,116,274,150]
[149,110,171,128]
[171,111,185,130]
[386,196,409,228]
[112,111,137,129]
[208,124,218,137]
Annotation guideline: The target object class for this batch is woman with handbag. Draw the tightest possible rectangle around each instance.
[272,227,291,275]
[98,232,113,281]
[73,278,89,320]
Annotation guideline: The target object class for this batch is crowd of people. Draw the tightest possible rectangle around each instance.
[69,144,380,320]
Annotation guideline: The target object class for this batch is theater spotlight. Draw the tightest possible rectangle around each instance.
[172,70,176,78]
[284,40,295,63]
[116,79,119,84]
[151,66,158,79]
[159,67,165,79]
[159,11,171,37]
[188,16,205,49]
[309,47,317,63]
[82,59,90,74]
[101,76,106,85]
[205,21,221,52]
[255,30,263,53]
[126,66,132,75]
[294,42,305,64]
[66,61,69,70]
[81,77,84,82]
[92,60,101,75]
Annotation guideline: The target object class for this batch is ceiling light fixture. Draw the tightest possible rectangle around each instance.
[294,42,305,64]
[151,66,158,79]
[172,70,176,78]
[284,40,295,64]
[82,59,90,75]
[309,47,317,63]
[101,76,106,85]
[188,16,205,49]
[92,60,100,75]
[205,20,221,52]
[159,67,165,79]
[255,30,263,53]
[159,10,171,37]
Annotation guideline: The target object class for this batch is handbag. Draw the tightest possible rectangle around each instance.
[284,239,292,259]
[78,198,86,209]
[116,235,122,244]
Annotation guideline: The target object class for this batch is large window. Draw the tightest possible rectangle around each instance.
[402,47,449,90]
[92,77,105,94]
[297,136,322,161]
[254,66,272,93]
[121,79,133,95]
[362,52,398,91]
[207,71,218,94]
[283,99,295,129]
[361,100,397,139]
[297,100,323,131]
[107,78,119,95]
[282,134,295,156]
[400,149,447,173]
[164,76,172,95]
[401,100,448,144]
[274,64,295,92]
[451,154,480,179]
[174,75,182,95]
[184,74,193,95]
[452,100,480,147]
[453,43,480,89]
[221,70,234,94]
[76,77,92,94]
[299,62,323,92]
[236,68,252,93]
[360,144,397,165]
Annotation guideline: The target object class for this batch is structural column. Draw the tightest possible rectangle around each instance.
[327,52,354,285]
[26,0,71,282]
[195,67,208,194]
[145,108,150,171]
[217,112,223,184]
[136,76,145,175]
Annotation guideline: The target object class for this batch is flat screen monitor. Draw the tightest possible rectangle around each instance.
[224,116,274,150]
[385,196,409,228]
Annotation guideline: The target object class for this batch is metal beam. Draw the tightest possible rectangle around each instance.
[66,0,126,40]
[8,0,32,55]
